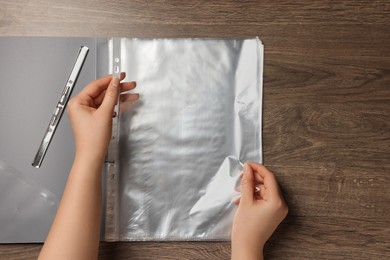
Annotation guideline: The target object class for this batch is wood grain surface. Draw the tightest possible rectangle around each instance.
[0,0,389,259]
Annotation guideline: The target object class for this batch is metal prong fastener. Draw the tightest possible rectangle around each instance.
[32,46,89,168]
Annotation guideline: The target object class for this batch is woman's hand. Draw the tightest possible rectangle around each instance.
[39,74,138,260]
[231,162,288,260]
[67,73,138,163]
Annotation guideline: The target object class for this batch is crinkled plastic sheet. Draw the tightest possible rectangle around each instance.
[0,160,57,242]
[107,38,263,241]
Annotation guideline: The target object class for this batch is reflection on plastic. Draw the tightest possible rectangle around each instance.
[0,160,57,242]
[107,37,263,241]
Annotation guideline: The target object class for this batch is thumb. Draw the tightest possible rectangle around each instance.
[240,163,254,204]
[100,76,120,115]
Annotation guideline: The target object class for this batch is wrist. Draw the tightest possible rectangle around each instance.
[74,145,106,163]
[73,151,105,173]
[231,248,263,260]
[231,240,264,260]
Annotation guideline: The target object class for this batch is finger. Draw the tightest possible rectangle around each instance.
[119,95,140,112]
[253,171,264,184]
[248,162,280,198]
[119,71,126,81]
[100,77,120,116]
[94,82,139,107]
[233,197,241,205]
[80,73,126,99]
[80,75,112,98]
[121,81,137,92]
[240,163,255,204]
[254,184,265,200]
[94,90,106,107]
[120,93,139,103]
[94,82,137,106]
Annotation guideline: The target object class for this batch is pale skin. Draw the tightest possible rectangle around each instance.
[38,74,287,260]
[231,163,288,260]
[38,73,138,260]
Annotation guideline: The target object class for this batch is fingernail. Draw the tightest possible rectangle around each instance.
[244,164,248,173]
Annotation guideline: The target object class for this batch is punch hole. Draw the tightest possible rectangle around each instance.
[115,57,120,63]
[114,66,119,73]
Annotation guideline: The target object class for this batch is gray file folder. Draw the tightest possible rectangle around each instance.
[0,37,97,243]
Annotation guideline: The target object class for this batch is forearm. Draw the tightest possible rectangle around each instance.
[39,155,103,260]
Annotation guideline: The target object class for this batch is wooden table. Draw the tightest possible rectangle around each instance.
[1,1,389,259]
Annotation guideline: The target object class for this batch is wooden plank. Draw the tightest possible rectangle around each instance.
[1,0,389,27]
[267,164,389,219]
[263,102,390,167]
[266,217,390,259]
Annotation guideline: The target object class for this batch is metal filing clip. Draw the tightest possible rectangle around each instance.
[105,37,121,241]
[32,46,89,168]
